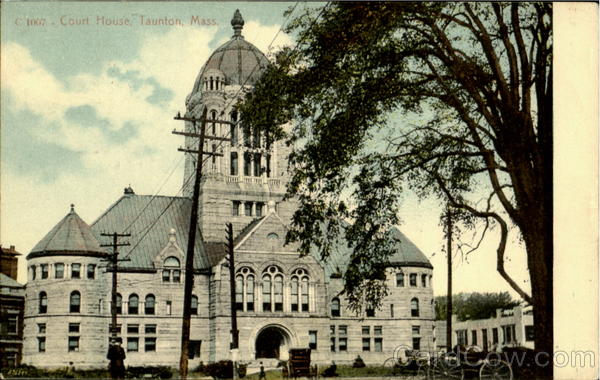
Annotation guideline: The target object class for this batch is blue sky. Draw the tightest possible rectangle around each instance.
[1,1,531,299]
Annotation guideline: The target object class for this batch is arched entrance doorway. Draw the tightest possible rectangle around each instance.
[255,326,289,359]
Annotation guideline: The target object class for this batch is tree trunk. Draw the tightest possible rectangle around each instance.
[523,221,553,379]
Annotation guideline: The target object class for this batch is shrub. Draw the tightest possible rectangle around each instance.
[352,355,366,368]
[204,360,246,379]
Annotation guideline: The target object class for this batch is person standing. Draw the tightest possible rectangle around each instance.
[258,361,266,380]
[107,337,126,379]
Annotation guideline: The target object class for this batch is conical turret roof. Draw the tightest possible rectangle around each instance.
[28,205,104,258]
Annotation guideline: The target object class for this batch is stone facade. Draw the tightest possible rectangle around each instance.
[22,10,436,370]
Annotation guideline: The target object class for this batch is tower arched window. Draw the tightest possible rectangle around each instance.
[129,294,139,315]
[331,297,341,317]
[116,293,122,314]
[191,295,198,315]
[210,76,214,90]
[70,291,81,313]
[212,144,217,165]
[411,298,420,317]
[235,267,255,312]
[230,152,238,176]
[261,265,283,312]
[211,110,217,135]
[291,268,310,312]
[39,292,48,314]
[145,294,155,315]
[163,256,180,283]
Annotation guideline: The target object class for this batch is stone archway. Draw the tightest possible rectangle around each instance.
[255,325,290,360]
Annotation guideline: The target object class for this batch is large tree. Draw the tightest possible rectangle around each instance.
[240,2,552,376]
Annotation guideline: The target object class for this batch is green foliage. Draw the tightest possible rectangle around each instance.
[239,2,552,313]
[352,355,366,368]
[434,292,519,321]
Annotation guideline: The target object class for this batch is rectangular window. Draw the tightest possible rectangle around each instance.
[253,128,261,149]
[362,326,370,335]
[255,203,264,217]
[166,301,172,315]
[308,331,317,350]
[127,337,139,352]
[232,201,240,216]
[38,337,46,352]
[266,154,271,177]
[145,324,157,334]
[87,264,96,279]
[482,329,489,351]
[68,336,80,352]
[72,263,81,278]
[7,315,18,334]
[338,326,347,336]
[390,304,394,318]
[330,337,336,352]
[55,263,64,278]
[412,337,421,350]
[244,153,251,176]
[172,270,181,282]
[31,265,36,280]
[457,330,467,345]
[68,323,80,333]
[362,338,371,351]
[421,274,427,287]
[409,273,417,286]
[230,152,238,176]
[127,324,139,334]
[339,337,347,351]
[412,326,420,335]
[189,340,202,359]
[374,326,382,335]
[374,337,383,352]
[396,273,404,287]
[366,308,375,317]
[145,337,157,352]
[41,264,48,279]
[38,323,46,334]
[472,330,478,346]
[492,328,499,344]
[245,202,253,217]
[253,153,261,176]
[525,325,534,342]
[162,270,170,282]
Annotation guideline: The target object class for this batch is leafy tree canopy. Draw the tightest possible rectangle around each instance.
[434,292,519,321]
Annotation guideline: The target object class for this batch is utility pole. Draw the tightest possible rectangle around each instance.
[173,109,230,379]
[225,223,239,380]
[100,232,131,339]
[446,207,453,351]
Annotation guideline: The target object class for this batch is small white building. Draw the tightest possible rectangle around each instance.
[435,305,535,351]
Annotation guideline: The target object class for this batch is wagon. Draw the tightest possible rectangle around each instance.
[286,348,318,379]
[426,346,513,380]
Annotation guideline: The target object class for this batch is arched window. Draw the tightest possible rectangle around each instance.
[230,152,238,176]
[244,153,251,176]
[291,268,310,312]
[163,256,180,283]
[235,267,255,312]
[253,153,261,177]
[191,295,198,315]
[211,110,217,135]
[70,291,81,313]
[261,265,284,312]
[266,154,271,178]
[129,294,139,315]
[145,294,155,315]
[210,76,214,91]
[411,298,419,317]
[331,298,341,317]
[116,293,123,314]
[39,292,47,314]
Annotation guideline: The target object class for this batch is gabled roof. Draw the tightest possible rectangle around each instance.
[28,205,103,258]
[90,194,209,270]
[0,272,24,288]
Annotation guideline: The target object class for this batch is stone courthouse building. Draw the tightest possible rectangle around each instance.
[22,11,435,369]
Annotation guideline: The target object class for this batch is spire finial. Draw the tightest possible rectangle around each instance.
[231,9,244,37]
[70,204,75,213]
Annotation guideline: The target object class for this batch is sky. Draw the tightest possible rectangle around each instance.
[1,1,531,299]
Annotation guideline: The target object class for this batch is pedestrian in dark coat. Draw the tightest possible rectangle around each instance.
[107,338,126,379]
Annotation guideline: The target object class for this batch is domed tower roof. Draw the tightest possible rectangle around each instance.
[190,9,270,94]
[28,205,104,258]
